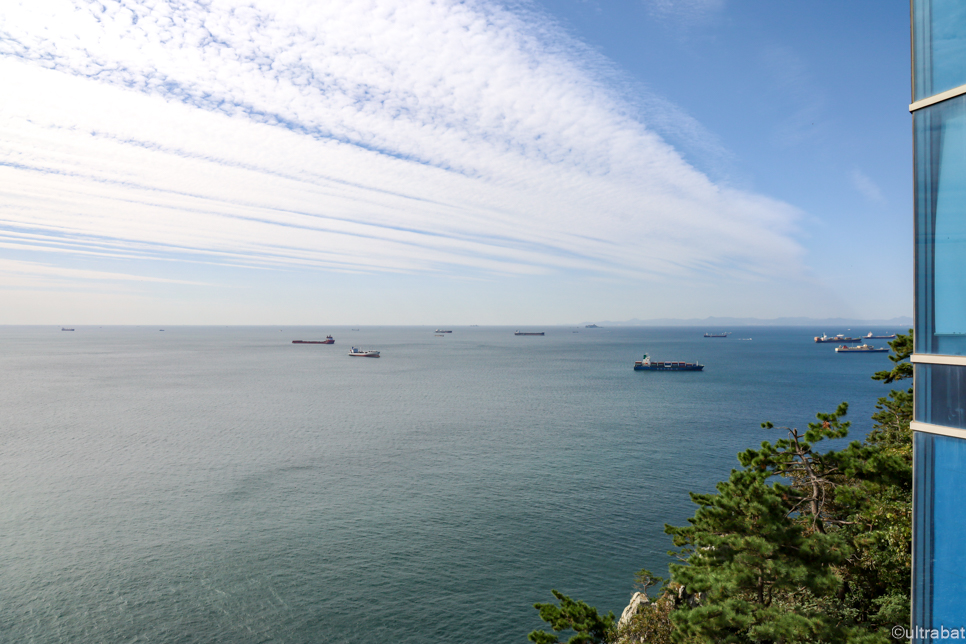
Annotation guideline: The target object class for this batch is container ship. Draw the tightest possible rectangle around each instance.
[634,354,704,371]
[835,344,889,353]
[815,334,862,343]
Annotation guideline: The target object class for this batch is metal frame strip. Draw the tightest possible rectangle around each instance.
[911,353,966,366]
[910,83,966,111]
[911,420,966,440]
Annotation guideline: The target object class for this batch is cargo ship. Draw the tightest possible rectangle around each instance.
[514,331,545,336]
[348,347,380,357]
[61,327,74,331]
[435,329,452,333]
[835,344,889,353]
[634,354,704,371]
[815,333,862,343]
[865,332,897,339]
[704,332,729,338]
[293,336,334,344]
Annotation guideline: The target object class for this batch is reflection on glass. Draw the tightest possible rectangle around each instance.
[914,0,966,100]
[913,432,966,628]
[916,364,966,430]
[915,96,966,355]
[934,111,966,338]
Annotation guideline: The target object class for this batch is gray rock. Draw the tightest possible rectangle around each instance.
[617,591,651,630]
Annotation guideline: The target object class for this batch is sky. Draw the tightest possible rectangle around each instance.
[0,0,912,325]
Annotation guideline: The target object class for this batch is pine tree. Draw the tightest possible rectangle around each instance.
[529,590,616,644]
[664,405,857,643]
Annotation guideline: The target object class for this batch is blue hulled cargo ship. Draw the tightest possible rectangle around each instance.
[633,354,704,371]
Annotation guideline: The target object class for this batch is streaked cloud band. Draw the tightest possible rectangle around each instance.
[0,0,803,290]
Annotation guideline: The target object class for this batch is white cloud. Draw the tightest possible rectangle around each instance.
[0,0,802,297]
[851,168,887,205]
[0,257,208,289]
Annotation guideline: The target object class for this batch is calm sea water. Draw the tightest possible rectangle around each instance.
[0,325,906,643]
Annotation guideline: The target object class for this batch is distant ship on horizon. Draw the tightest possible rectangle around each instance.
[634,353,704,371]
[514,331,544,336]
[835,344,888,353]
[293,335,334,344]
[815,333,862,343]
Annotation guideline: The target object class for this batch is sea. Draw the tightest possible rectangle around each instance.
[0,325,908,643]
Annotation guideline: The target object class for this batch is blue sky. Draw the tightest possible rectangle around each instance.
[0,0,911,324]
[531,0,912,312]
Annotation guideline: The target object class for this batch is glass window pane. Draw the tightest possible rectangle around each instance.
[934,111,966,337]
[914,0,966,100]
[915,95,966,355]
[916,364,966,430]
[914,432,934,629]
[914,432,966,628]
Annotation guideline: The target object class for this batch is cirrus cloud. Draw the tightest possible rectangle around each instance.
[0,0,803,299]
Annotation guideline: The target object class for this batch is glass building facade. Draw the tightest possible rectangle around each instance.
[912,0,966,638]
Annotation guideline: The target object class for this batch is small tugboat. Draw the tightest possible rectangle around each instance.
[835,344,889,353]
[815,333,862,343]
[293,335,334,344]
[634,354,704,371]
[864,332,897,340]
[514,331,545,336]
[348,347,380,357]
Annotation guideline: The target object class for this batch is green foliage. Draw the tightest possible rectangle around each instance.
[868,388,913,454]
[665,407,855,643]
[529,590,615,644]
[868,330,913,456]
[871,330,913,384]
[633,568,666,594]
